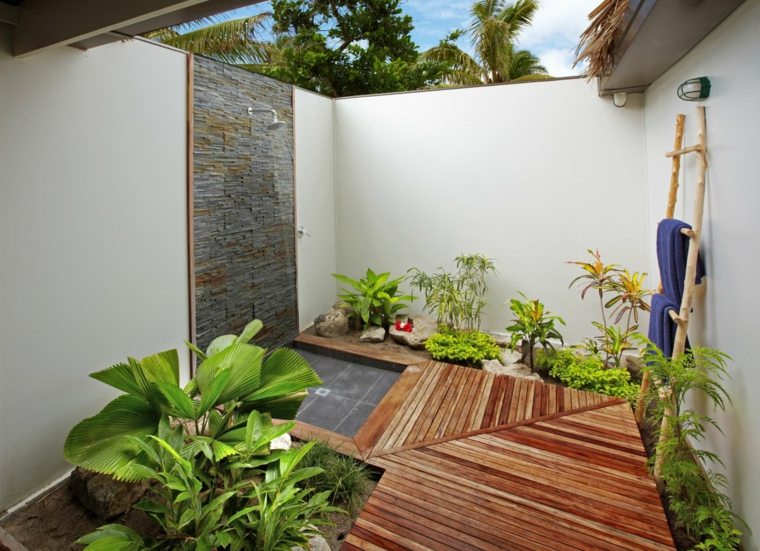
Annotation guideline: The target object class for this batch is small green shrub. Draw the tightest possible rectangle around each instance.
[333,268,413,328]
[425,328,500,367]
[541,349,639,401]
[506,293,565,371]
[298,440,372,514]
[408,253,496,330]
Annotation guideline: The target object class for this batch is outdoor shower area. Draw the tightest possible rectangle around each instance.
[192,57,298,351]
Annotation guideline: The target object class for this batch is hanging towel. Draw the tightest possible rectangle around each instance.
[648,293,681,358]
[657,218,706,303]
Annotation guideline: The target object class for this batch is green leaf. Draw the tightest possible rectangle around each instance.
[89,363,142,397]
[245,348,321,403]
[206,334,237,357]
[156,382,196,419]
[238,319,264,344]
[64,395,160,480]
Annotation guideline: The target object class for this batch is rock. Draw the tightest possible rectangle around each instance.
[621,354,644,374]
[314,308,349,338]
[360,326,386,343]
[270,432,292,451]
[485,332,510,347]
[501,348,523,366]
[332,301,353,317]
[291,535,330,551]
[388,315,437,349]
[482,360,535,379]
[525,373,544,382]
[69,467,148,520]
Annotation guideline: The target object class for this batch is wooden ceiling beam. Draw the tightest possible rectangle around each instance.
[14,0,209,57]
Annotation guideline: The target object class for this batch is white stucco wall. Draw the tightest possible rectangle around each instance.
[0,31,190,510]
[333,79,650,342]
[294,89,338,330]
[643,1,760,546]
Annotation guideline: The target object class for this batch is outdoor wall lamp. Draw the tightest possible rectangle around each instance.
[677,77,711,101]
[612,92,627,108]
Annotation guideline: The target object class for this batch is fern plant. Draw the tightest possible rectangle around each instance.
[641,340,745,549]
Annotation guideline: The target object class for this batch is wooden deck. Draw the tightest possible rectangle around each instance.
[336,361,675,550]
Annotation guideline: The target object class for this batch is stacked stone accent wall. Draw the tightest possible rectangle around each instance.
[193,57,297,350]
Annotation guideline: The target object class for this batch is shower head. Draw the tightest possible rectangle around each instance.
[247,106,286,132]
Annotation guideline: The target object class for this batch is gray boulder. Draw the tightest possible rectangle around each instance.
[69,467,148,520]
[314,308,349,338]
[388,315,437,349]
[501,348,523,366]
[360,326,386,343]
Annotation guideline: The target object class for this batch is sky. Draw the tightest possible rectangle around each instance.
[222,0,601,77]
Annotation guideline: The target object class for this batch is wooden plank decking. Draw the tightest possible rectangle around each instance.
[339,361,675,550]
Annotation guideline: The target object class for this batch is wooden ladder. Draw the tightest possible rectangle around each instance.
[633,107,708,480]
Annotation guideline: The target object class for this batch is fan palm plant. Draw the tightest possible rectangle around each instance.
[144,14,271,65]
[64,319,322,481]
[421,0,547,85]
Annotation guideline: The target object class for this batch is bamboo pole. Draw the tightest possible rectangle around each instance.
[653,106,708,482]
[635,113,686,424]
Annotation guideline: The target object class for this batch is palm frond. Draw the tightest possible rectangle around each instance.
[574,0,630,78]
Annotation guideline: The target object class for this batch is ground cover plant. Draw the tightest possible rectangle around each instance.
[409,253,496,331]
[506,293,565,371]
[568,249,652,367]
[333,268,413,328]
[298,440,373,515]
[425,326,500,367]
[538,349,638,402]
[64,320,333,550]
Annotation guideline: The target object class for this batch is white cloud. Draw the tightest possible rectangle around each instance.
[515,0,600,76]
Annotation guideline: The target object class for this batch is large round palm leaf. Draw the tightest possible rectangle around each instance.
[63,395,160,481]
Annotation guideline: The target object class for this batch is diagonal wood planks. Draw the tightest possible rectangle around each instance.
[344,361,674,550]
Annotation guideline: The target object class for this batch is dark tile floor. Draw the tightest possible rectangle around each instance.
[296,348,400,437]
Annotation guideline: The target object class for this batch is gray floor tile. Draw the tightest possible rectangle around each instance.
[296,393,357,431]
[297,390,317,414]
[328,364,383,401]
[362,370,400,405]
[334,401,376,437]
[299,352,350,385]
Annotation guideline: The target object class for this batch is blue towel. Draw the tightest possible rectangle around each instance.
[657,219,706,304]
[648,293,680,358]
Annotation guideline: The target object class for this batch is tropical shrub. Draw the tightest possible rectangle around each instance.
[64,319,321,481]
[77,415,338,550]
[568,250,651,367]
[506,293,565,371]
[333,268,413,328]
[425,327,500,367]
[641,341,744,550]
[298,440,373,514]
[540,349,639,401]
[409,253,496,330]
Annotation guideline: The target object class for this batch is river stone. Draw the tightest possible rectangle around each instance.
[360,326,386,343]
[291,535,331,551]
[270,432,292,451]
[388,315,437,349]
[621,354,644,374]
[501,348,523,366]
[314,308,349,338]
[483,360,533,378]
[69,467,148,520]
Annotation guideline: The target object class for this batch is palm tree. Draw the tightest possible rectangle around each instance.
[422,0,547,85]
[144,13,271,65]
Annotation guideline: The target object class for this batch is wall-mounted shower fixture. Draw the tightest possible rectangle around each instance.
[247,106,286,131]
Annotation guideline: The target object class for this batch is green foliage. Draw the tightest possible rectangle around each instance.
[409,253,496,331]
[333,268,413,328]
[77,415,339,551]
[641,341,745,549]
[506,293,565,371]
[568,250,651,367]
[298,440,372,514]
[425,327,500,367]
[541,349,639,401]
[265,0,446,97]
[64,319,321,482]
